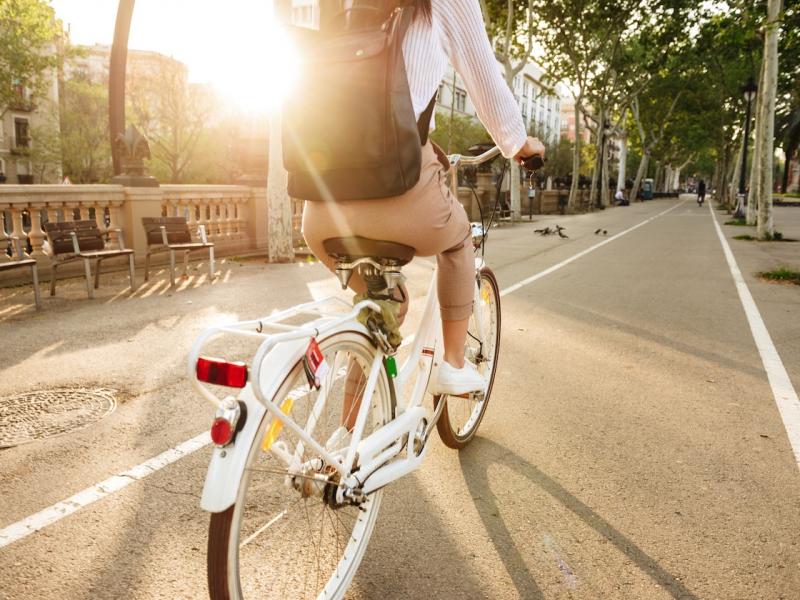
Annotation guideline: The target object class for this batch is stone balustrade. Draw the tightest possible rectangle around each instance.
[1,184,268,282]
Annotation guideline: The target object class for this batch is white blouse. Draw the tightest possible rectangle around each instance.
[402,0,528,158]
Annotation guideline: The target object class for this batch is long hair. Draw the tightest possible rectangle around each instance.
[413,0,432,22]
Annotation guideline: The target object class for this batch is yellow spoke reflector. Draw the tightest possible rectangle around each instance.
[262,397,295,451]
[481,285,491,304]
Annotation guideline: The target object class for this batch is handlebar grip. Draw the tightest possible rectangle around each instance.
[522,154,545,171]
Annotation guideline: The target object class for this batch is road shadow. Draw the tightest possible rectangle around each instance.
[355,475,489,598]
[459,437,698,600]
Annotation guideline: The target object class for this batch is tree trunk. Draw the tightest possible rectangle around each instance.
[663,165,673,193]
[731,133,745,217]
[653,162,662,194]
[503,66,521,220]
[267,0,295,262]
[747,58,767,225]
[757,0,782,240]
[631,152,649,202]
[568,99,582,208]
[601,136,610,207]
[617,132,627,192]
[782,145,794,192]
[588,105,605,208]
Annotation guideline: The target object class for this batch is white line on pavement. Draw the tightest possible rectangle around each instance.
[0,433,210,549]
[709,203,800,470]
[500,200,686,296]
[0,199,684,550]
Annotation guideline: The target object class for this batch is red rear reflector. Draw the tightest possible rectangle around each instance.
[197,357,248,388]
[210,417,234,446]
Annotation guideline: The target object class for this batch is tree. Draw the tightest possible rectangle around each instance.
[756,0,783,240]
[479,0,535,220]
[59,76,113,183]
[128,59,211,183]
[0,0,58,116]
[430,112,490,156]
[28,108,61,182]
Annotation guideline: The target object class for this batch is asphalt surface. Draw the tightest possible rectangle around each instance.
[1,196,798,599]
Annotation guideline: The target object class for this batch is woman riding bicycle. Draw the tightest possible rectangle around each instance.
[302,0,545,395]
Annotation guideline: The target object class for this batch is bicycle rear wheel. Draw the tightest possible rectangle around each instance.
[435,266,501,449]
[207,331,392,600]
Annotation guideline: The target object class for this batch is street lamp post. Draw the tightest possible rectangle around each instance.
[735,76,758,217]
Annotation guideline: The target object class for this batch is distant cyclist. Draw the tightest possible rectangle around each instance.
[697,179,706,205]
[300,0,545,395]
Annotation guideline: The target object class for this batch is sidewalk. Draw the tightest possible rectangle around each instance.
[717,204,800,411]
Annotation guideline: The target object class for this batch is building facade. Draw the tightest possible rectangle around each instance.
[435,63,563,147]
[0,60,62,184]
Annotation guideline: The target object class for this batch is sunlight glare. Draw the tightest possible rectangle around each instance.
[208,23,301,114]
[153,3,302,115]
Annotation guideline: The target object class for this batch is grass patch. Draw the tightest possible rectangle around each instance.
[759,267,800,285]
[733,231,798,242]
[724,218,751,226]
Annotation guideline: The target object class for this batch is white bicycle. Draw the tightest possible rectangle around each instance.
[190,147,508,599]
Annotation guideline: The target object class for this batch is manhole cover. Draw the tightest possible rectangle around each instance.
[0,387,117,448]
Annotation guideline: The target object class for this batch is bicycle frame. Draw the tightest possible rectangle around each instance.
[192,145,502,513]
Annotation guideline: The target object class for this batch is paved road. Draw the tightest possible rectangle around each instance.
[1,197,798,599]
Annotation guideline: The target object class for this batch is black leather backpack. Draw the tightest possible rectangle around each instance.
[282,1,435,202]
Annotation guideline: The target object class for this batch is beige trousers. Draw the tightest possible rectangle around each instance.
[302,142,474,321]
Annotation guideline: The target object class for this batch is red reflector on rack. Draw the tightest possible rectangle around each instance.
[197,357,248,388]
[210,417,234,446]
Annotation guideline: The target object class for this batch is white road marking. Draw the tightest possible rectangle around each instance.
[0,200,683,549]
[500,200,686,296]
[0,433,209,549]
[709,203,800,470]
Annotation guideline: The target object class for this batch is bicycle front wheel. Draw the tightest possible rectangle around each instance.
[436,266,501,449]
[207,331,392,600]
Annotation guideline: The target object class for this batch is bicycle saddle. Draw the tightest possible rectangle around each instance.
[323,237,414,266]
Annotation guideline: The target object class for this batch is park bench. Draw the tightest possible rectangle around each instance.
[43,220,135,300]
[141,217,215,287]
[1,236,41,309]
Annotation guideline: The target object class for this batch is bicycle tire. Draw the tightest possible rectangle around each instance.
[435,266,501,449]
[207,330,392,600]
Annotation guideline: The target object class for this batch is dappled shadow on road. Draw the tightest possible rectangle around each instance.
[459,437,698,600]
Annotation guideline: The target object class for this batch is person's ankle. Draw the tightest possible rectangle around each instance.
[443,356,465,369]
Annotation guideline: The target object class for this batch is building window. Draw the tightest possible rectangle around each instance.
[14,118,30,148]
[455,88,467,112]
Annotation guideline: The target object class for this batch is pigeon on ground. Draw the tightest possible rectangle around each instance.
[556,225,569,239]
[594,228,602,234]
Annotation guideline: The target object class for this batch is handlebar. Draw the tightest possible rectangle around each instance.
[449,146,544,172]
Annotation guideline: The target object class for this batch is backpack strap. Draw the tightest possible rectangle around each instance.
[417,94,436,145]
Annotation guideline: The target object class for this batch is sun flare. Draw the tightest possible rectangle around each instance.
[158,6,302,115]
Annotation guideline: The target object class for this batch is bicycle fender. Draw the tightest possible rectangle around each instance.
[201,385,267,513]
[200,336,308,513]
[200,321,372,513]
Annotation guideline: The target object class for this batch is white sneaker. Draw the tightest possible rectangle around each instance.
[431,360,487,396]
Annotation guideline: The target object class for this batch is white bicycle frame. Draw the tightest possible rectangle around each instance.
[191,146,501,513]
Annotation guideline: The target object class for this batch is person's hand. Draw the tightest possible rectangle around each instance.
[514,136,545,165]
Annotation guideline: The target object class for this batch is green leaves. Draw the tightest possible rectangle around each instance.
[0,0,59,113]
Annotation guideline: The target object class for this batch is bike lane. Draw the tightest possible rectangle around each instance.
[6,197,794,598]
[409,196,799,599]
